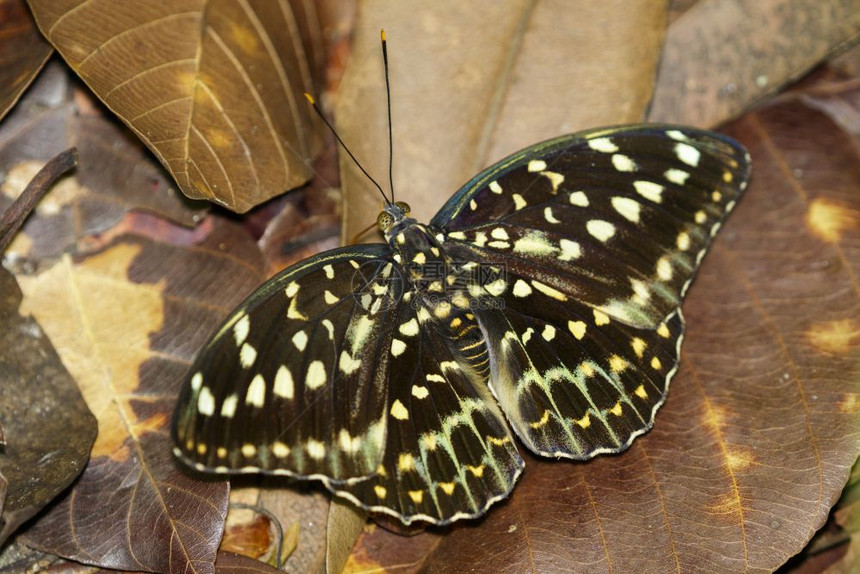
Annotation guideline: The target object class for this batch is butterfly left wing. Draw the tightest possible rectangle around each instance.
[430,125,750,458]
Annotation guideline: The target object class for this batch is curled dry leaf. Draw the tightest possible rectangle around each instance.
[0,0,52,120]
[337,0,667,240]
[16,219,266,573]
[649,0,860,126]
[0,62,206,261]
[345,76,860,573]
[27,0,326,212]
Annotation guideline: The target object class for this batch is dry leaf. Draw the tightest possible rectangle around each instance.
[27,0,326,212]
[337,0,667,240]
[0,0,52,120]
[650,0,860,126]
[16,219,267,572]
[0,62,206,261]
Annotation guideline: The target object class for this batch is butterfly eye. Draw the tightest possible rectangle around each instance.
[395,201,411,214]
[377,211,394,232]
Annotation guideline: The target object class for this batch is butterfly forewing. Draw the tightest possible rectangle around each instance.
[433,126,751,329]
[172,245,402,481]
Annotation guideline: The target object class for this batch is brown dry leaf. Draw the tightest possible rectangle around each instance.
[0,265,96,546]
[15,219,267,572]
[344,75,860,573]
[337,0,667,240]
[0,0,52,120]
[215,551,283,573]
[0,61,206,261]
[649,0,860,126]
[27,0,326,212]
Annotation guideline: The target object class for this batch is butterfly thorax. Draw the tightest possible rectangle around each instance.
[384,217,493,380]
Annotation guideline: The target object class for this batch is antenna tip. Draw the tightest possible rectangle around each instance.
[303,92,315,105]
[381,28,386,41]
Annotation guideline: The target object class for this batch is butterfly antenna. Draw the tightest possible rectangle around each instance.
[381,29,395,203]
[303,93,390,205]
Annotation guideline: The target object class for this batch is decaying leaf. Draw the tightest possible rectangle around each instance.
[650,0,860,126]
[0,0,52,121]
[0,62,206,262]
[344,72,860,574]
[27,0,326,212]
[16,219,266,572]
[337,0,667,240]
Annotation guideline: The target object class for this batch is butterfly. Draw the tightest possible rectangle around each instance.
[172,123,751,525]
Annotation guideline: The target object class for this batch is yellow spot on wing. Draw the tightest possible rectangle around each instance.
[574,412,591,428]
[608,355,629,372]
[466,464,485,477]
[398,452,414,471]
[609,401,623,416]
[593,310,610,326]
[374,485,387,499]
[651,356,662,370]
[390,399,409,420]
[409,490,424,504]
[568,320,587,340]
[530,409,550,429]
[631,337,647,358]
[439,481,456,495]
[634,384,648,399]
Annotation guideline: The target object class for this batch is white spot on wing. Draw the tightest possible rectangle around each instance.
[240,343,257,368]
[197,387,215,415]
[513,279,532,297]
[612,154,637,172]
[665,168,690,185]
[611,197,641,223]
[234,315,250,346]
[569,191,589,207]
[273,365,294,398]
[305,360,327,390]
[544,207,560,224]
[246,374,266,407]
[588,137,618,153]
[489,180,502,194]
[391,338,407,357]
[528,159,547,172]
[586,220,616,242]
[221,394,238,417]
[292,330,308,351]
[339,351,361,375]
[675,142,701,167]
[558,239,581,261]
[634,180,664,203]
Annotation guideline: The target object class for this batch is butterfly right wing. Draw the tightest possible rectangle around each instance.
[172,244,403,482]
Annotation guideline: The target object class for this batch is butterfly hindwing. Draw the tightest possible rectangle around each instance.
[475,274,685,458]
[172,245,402,481]
[327,298,523,525]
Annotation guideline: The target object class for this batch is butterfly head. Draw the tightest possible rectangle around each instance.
[377,201,414,239]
